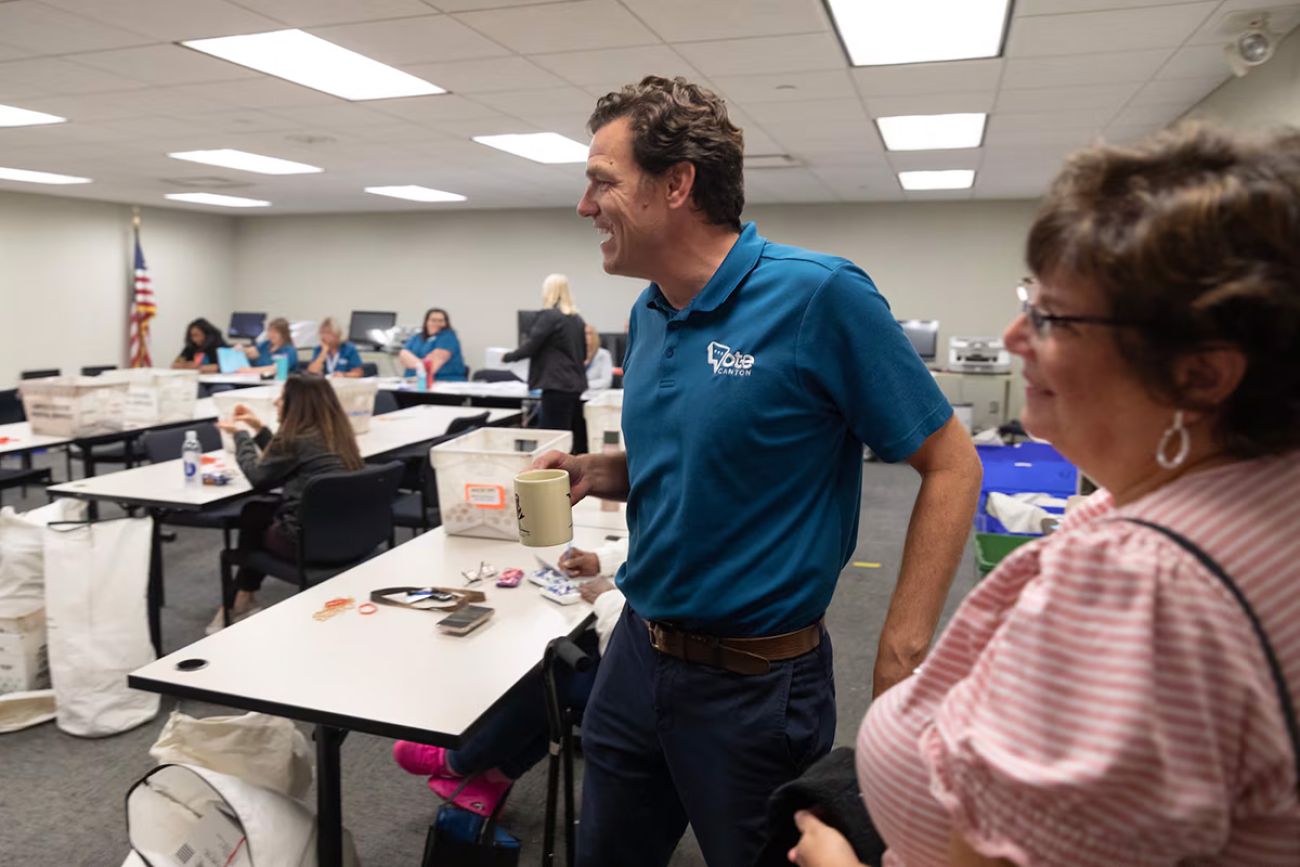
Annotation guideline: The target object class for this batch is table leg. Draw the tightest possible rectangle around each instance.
[316,724,347,867]
[147,510,163,655]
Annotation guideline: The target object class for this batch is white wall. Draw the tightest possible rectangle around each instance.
[232,199,1039,376]
[1188,26,1300,128]
[0,189,236,387]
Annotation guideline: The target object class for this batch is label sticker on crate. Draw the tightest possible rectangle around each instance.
[464,483,507,510]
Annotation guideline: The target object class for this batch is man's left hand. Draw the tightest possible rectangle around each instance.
[788,810,863,867]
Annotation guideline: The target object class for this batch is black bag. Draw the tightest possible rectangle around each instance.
[421,781,520,867]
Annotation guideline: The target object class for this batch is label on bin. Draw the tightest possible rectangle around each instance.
[465,483,507,510]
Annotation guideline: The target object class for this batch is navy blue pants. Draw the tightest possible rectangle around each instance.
[577,606,836,867]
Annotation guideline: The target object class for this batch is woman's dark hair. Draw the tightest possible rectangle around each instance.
[1027,123,1300,458]
[422,307,453,339]
[267,375,363,471]
[588,75,745,231]
[184,317,223,350]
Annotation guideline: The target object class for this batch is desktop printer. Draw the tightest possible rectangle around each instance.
[947,336,1011,374]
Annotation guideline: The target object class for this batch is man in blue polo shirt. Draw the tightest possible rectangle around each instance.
[538,76,982,867]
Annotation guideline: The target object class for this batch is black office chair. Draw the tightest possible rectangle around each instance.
[0,388,51,501]
[471,369,522,383]
[20,368,60,380]
[447,411,489,436]
[373,390,399,416]
[140,425,245,551]
[80,365,117,376]
[361,362,379,378]
[219,461,404,624]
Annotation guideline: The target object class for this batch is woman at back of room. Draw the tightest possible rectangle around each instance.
[398,307,468,382]
[172,318,228,373]
[210,375,364,632]
[504,274,589,450]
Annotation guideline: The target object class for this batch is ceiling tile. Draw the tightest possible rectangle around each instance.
[996,82,1139,113]
[1002,49,1171,88]
[863,91,996,117]
[1016,0,1197,14]
[0,58,150,97]
[739,97,866,127]
[471,86,597,119]
[310,14,512,65]
[672,32,845,77]
[1156,43,1236,79]
[231,0,438,27]
[168,108,307,134]
[988,107,1116,136]
[851,59,1003,98]
[1185,1,1300,46]
[1007,3,1220,57]
[529,45,702,87]
[619,0,828,42]
[67,45,262,86]
[269,102,416,130]
[431,0,569,10]
[1109,100,1189,127]
[809,165,899,201]
[984,121,1100,148]
[400,57,567,93]
[1130,75,1227,106]
[1102,121,1169,144]
[368,93,509,124]
[0,1,151,53]
[455,1,659,54]
[169,78,342,110]
[743,167,836,203]
[39,0,284,42]
[711,70,856,104]
[886,149,982,173]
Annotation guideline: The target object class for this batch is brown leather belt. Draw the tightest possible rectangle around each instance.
[645,619,822,676]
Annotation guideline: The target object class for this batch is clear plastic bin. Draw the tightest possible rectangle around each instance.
[19,377,128,437]
[582,389,623,451]
[430,427,573,539]
[98,369,198,428]
[212,379,379,451]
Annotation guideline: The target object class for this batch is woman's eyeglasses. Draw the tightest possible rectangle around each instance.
[1016,280,1132,339]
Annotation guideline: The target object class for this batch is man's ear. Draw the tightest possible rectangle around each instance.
[663,161,696,211]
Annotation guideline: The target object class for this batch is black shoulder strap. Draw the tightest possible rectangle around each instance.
[1123,518,1300,794]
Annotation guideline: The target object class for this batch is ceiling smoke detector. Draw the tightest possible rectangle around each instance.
[1225,13,1278,76]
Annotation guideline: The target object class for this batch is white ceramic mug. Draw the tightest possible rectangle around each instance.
[514,469,573,548]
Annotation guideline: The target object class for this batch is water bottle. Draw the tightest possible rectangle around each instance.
[182,429,201,487]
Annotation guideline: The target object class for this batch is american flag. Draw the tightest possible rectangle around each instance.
[128,227,155,368]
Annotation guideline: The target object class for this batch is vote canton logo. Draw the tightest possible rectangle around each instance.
[707,341,755,376]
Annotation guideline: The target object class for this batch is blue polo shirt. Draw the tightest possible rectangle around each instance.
[402,330,468,381]
[253,340,297,372]
[310,341,364,374]
[617,222,951,636]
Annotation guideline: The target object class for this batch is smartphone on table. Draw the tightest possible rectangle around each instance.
[437,605,494,635]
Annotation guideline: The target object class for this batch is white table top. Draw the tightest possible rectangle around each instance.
[198,373,265,386]
[47,405,518,509]
[377,377,603,402]
[572,496,628,532]
[0,422,72,456]
[129,526,607,744]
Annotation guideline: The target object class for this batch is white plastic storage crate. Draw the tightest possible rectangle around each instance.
[583,389,623,452]
[430,427,573,539]
[19,377,128,437]
[212,379,380,451]
[99,368,199,428]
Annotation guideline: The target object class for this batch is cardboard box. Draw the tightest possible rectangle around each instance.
[0,600,49,695]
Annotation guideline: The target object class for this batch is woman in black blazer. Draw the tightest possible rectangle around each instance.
[503,274,589,451]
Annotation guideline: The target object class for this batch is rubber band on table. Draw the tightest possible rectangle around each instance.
[324,597,353,609]
[358,602,378,616]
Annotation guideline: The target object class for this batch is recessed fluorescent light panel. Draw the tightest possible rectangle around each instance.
[0,166,90,184]
[877,113,986,151]
[472,133,589,164]
[365,185,467,203]
[898,170,976,191]
[165,193,271,208]
[0,104,67,127]
[181,29,445,101]
[168,149,322,175]
[826,0,1011,66]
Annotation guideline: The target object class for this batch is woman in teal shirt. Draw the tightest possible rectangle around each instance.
[240,317,297,376]
[398,307,467,382]
[306,317,365,378]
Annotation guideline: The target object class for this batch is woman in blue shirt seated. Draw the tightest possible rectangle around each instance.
[398,307,468,382]
[306,317,364,378]
[239,317,297,376]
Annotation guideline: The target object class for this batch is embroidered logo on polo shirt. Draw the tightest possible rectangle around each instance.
[706,341,754,376]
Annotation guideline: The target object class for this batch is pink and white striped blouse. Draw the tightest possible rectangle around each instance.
[859,454,1300,866]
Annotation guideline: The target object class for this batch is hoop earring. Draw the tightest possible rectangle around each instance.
[1156,410,1190,470]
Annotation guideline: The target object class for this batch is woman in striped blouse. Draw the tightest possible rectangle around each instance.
[791,125,1300,866]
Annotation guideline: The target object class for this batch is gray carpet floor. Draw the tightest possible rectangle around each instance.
[0,451,978,867]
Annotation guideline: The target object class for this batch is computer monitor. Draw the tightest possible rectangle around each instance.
[897,319,940,362]
[228,311,265,340]
[517,310,542,345]
[349,311,397,349]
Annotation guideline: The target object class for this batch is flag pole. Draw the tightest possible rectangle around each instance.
[130,208,140,367]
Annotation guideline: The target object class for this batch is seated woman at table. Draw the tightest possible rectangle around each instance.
[788,126,1300,867]
[208,375,364,633]
[239,316,297,376]
[584,323,613,391]
[305,317,364,378]
[392,538,628,817]
[171,317,228,373]
[398,307,468,382]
